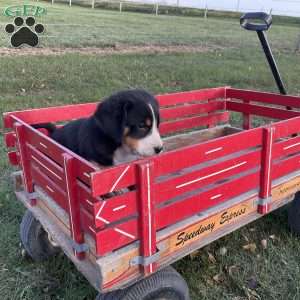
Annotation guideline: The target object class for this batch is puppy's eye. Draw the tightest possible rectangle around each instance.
[138,122,147,129]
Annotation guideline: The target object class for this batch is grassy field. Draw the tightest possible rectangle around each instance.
[1,1,300,300]
[0,0,300,49]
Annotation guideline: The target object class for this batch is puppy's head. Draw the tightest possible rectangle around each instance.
[94,89,163,159]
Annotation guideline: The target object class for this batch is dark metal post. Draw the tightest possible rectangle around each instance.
[256,30,287,95]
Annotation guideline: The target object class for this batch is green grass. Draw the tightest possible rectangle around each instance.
[0,0,299,50]
[1,1,300,299]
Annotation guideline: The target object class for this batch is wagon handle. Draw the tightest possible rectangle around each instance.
[240,12,272,32]
[240,12,289,108]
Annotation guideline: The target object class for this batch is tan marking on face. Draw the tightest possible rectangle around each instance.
[123,126,130,136]
[124,136,139,151]
[145,118,152,127]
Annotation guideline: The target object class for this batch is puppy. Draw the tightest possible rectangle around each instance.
[34,89,163,166]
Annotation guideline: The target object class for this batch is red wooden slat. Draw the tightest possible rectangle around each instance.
[3,102,98,129]
[153,127,263,177]
[160,101,225,120]
[273,117,300,139]
[77,182,100,205]
[156,171,260,229]
[4,132,16,148]
[27,144,65,189]
[8,151,19,165]
[272,153,300,180]
[24,125,64,165]
[92,191,137,228]
[91,218,138,256]
[273,135,300,159]
[91,164,136,197]
[160,111,229,135]
[242,99,251,130]
[155,149,261,203]
[226,101,300,120]
[156,87,226,107]
[227,88,300,109]
[207,99,215,129]
[31,165,68,211]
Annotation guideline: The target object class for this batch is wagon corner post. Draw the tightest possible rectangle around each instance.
[258,126,275,214]
[14,122,35,196]
[62,153,86,260]
[136,160,158,275]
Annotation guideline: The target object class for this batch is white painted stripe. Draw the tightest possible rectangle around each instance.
[210,194,222,200]
[46,185,54,193]
[84,172,90,178]
[63,157,75,240]
[146,163,153,273]
[114,228,135,239]
[112,205,126,212]
[266,129,273,196]
[39,142,47,149]
[89,226,96,234]
[176,161,247,189]
[110,165,130,192]
[97,216,110,224]
[85,199,94,206]
[205,147,223,155]
[95,202,106,220]
[284,141,300,150]
[31,155,62,180]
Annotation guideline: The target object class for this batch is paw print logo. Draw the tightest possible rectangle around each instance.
[5,16,45,48]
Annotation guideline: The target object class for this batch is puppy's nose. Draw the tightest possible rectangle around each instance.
[154,146,163,154]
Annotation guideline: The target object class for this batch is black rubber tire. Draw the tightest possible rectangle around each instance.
[20,210,60,261]
[288,192,300,235]
[96,266,190,300]
[96,289,126,300]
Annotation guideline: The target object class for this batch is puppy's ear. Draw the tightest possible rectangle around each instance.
[93,99,132,145]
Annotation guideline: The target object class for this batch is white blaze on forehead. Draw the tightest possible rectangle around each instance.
[148,103,156,128]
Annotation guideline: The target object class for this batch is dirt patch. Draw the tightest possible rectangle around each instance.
[0,44,221,57]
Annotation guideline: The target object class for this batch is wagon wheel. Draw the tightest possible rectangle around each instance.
[20,209,60,261]
[96,266,190,300]
[288,192,300,235]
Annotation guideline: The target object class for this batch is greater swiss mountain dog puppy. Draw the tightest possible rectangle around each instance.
[34,89,163,166]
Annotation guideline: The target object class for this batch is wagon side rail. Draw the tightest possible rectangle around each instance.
[88,127,265,256]
[4,115,101,259]
[226,88,300,129]
[157,86,229,135]
[88,104,300,258]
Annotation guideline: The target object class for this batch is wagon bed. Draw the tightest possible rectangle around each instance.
[4,86,300,293]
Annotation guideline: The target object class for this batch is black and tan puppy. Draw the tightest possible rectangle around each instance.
[35,89,163,166]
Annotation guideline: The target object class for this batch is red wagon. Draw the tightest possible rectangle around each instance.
[4,12,300,300]
[4,85,300,299]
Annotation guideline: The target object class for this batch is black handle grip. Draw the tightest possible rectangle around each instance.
[240,12,272,31]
